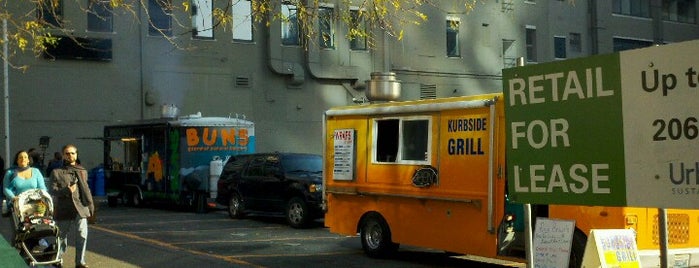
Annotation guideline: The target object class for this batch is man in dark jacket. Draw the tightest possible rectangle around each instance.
[49,144,94,268]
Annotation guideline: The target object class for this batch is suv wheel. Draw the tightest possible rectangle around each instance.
[228,193,245,219]
[286,197,310,228]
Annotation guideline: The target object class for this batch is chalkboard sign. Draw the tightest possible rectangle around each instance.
[533,217,575,268]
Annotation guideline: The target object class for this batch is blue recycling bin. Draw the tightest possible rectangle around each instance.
[88,169,96,193]
[90,166,106,196]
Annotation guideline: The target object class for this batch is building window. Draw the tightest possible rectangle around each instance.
[613,37,653,52]
[525,26,537,63]
[37,0,63,27]
[502,39,517,68]
[192,0,213,39]
[663,0,697,23]
[374,117,431,164]
[148,0,173,36]
[612,0,651,17]
[281,2,300,46]
[87,0,113,32]
[554,36,566,59]
[318,5,334,49]
[349,8,367,50]
[569,32,581,53]
[446,16,460,57]
[232,0,253,41]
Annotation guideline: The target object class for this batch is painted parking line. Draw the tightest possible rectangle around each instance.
[91,224,263,267]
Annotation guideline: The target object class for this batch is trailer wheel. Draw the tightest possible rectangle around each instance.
[125,189,141,207]
[107,196,118,207]
[360,213,399,258]
[228,193,245,219]
[286,197,310,229]
[569,229,587,268]
[193,192,206,214]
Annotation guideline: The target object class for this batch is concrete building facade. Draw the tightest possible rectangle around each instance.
[2,0,697,170]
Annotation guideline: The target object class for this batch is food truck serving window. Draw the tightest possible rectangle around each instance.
[373,116,431,164]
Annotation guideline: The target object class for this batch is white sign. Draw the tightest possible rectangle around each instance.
[581,229,641,268]
[619,41,699,208]
[533,218,575,268]
[333,129,355,181]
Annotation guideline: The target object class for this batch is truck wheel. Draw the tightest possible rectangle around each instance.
[569,229,587,268]
[360,213,399,258]
[228,193,245,219]
[286,197,310,228]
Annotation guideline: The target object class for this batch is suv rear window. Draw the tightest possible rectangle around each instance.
[220,155,250,178]
[281,154,322,173]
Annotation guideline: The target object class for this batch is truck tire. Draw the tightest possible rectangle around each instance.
[228,193,245,219]
[286,197,310,228]
[360,213,399,258]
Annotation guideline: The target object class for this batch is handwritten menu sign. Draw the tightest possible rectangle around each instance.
[333,129,355,181]
[533,218,575,268]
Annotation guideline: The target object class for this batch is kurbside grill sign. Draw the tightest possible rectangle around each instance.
[504,40,699,209]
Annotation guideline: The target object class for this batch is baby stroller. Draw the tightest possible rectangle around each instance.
[11,189,63,267]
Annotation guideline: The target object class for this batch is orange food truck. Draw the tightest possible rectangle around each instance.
[322,93,699,267]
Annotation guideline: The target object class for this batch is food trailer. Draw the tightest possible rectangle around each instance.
[103,114,255,212]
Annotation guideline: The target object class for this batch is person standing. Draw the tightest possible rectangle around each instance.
[27,148,43,171]
[49,144,93,268]
[45,151,63,176]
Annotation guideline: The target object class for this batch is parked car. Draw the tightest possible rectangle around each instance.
[215,152,324,228]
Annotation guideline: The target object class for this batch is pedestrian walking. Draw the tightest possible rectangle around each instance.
[49,144,93,268]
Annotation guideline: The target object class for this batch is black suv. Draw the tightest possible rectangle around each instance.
[215,153,324,228]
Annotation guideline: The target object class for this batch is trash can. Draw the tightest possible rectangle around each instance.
[94,166,105,196]
[88,168,96,193]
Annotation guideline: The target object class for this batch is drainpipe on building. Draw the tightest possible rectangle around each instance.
[138,4,146,119]
[266,12,305,86]
[3,19,9,163]
[651,0,664,45]
[589,0,599,55]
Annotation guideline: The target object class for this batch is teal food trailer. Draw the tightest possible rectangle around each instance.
[103,115,255,212]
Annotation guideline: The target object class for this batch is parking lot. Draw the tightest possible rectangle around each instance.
[1,201,524,267]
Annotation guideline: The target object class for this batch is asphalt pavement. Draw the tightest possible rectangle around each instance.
[1,198,238,268]
[1,198,525,268]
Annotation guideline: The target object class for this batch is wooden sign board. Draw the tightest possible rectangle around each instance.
[582,229,641,268]
[533,218,575,268]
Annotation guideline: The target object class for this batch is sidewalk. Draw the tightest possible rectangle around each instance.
[0,232,30,268]
[0,197,116,268]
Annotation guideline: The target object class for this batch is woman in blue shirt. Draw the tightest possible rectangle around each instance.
[3,150,48,204]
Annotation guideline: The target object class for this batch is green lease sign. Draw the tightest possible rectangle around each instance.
[504,40,699,209]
